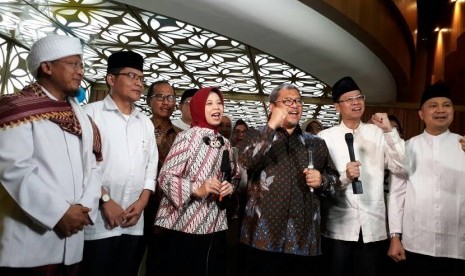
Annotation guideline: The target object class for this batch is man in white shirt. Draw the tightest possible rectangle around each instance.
[81,51,158,276]
[387,83,465,276]
[172,88,197,131]
[318,76,406,276]
[0,34,102,275]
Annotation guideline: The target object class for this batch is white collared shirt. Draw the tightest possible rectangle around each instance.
[83,95,158,240]
[318,121,406,242]
[388,130,465,259]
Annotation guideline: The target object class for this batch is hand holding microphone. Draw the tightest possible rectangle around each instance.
[304,149,322,192]
[345,133,363,194]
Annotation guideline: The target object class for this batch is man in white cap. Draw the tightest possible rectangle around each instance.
[0,34,102,275]
[81,51,158,276]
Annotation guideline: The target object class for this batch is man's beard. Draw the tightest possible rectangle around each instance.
[68,89,79,98]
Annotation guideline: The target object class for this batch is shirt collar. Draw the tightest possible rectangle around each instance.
[103,94,141,117]
[340,120,363,134]
[423,129,450,141]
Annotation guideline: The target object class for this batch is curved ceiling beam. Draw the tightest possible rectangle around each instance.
[118,0,396,102]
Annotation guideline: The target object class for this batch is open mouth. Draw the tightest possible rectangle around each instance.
[433,115,448,120]
[211,112,221,120]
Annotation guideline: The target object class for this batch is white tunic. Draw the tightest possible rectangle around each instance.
[83,95,158,240]
[0,90,101,267]
[172,118,190,131]
[318,121,406,242]
[388,130,465,260]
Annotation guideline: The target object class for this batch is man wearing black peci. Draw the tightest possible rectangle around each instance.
[318,76,407,276]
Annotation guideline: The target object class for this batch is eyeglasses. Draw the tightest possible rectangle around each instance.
[274,98,303,106]
[52,60,84,71]
[338,94,365,103]
[113,72,145,82]
[150,94,176,102]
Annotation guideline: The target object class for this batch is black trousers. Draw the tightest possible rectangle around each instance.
[242,245,322,276]
[80,234,145,276]
[405,251,465,276]
[321,234,386,276]
[146,228,226,276]
[0,263,80,276]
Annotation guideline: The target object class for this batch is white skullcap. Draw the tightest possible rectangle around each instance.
[26,34,83,79]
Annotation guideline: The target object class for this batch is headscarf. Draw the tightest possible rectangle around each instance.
[190,87,224,132]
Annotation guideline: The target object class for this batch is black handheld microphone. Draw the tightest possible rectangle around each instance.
[219,150,231,209]
[344,133,363,194]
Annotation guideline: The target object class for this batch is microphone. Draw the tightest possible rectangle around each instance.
[219,150,231,202]
[344,133,363,194]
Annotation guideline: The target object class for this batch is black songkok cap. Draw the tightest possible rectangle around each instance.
[331,76,360,102]
[107,51,144,72]
[180,88,198,104]
[419,82,452,109]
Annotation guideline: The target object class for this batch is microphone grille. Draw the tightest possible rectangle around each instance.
[344,133,354,142]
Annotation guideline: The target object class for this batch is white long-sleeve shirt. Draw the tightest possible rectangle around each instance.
[83,95,158,240]
[388,130,465,260]
[318,121,406,243]
[0,88,101,267]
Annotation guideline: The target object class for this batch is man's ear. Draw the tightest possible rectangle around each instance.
[418,109,424,121]
[39,62,52,76]
[334,103,341,113]
[269,102,275,113]
[106,74,115,87]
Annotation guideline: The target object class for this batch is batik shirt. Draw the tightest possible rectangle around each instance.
[238,125,339,256]
[155,126,235,234]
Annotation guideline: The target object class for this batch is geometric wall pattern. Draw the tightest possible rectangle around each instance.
[0,0,339,127]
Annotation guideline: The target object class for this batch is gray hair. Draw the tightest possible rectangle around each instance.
[269,83,301,103]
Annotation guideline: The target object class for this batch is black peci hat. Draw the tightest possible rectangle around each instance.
[107,51,143,72]
[331,76,360,102]
[419,82,452,109]
[180,88,198,104]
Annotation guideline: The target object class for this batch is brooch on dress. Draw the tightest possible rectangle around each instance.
[203,136,225,148]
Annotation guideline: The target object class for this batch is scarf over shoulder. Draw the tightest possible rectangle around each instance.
[0,83,102,161]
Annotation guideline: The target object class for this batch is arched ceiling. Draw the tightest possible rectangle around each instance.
[122,0,396,102]
[0,0,396,128]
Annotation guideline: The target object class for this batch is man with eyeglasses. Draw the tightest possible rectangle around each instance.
[81,51,158,276]
[318,76,406,276]
[143,80,180,276]
[237,83,340,275]
[172,88,198,132]
[0,34,102,275]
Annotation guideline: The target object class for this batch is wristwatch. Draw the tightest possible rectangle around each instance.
[100,193,111,204]
[389,233,401,239]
